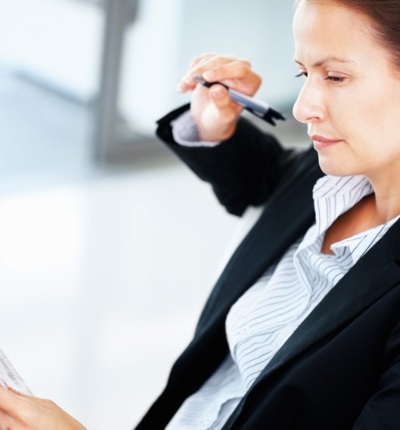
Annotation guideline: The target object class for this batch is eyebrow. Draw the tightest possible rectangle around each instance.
[294,56,355,67]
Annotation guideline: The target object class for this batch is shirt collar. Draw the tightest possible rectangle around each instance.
[330,215,399,263]
[298,175,399,264]
[297,175,373,253]
[312,175,373,236]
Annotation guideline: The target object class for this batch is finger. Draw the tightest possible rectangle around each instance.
[187,54,242,81]
[5,388,61,417]
[0,388,86,430]
[186,52,219,70]
[177,54,240,92]
[210,92,243,126]
[6,387,45,406]
[197,85,242,141]
[202,60,260,94]
[7,386,31,397]
[177,53,219,92]
[191,60,260,97]
[0,409,18,430]
[0,387,42,424]
[0,386,25,417]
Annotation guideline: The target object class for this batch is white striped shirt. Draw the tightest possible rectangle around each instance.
[166,174,399,430]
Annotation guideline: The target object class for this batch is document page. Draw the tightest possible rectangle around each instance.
[0,349,32,395]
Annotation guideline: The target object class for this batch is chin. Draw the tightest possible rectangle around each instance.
[317,156,353,177]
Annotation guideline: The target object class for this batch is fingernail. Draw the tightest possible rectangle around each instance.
[176,82,187,92]
[210,86,225,99]
[203,70,216,80]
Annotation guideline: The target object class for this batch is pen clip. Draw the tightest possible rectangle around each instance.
[250,105,287,126]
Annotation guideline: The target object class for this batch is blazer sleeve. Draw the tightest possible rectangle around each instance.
[156,104,300,216]
[352,317,400,429]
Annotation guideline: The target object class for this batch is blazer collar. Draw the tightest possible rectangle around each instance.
[250,215,400,387]
[220,218,400,428]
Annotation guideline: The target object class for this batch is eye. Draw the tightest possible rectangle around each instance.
[325,72,347,83]
[295,71,308,79]
[325,76,345,83]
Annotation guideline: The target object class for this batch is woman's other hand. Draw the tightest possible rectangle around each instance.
[177,53,262,142]
[0,387,86,430]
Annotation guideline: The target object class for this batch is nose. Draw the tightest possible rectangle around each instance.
[292,79,325,124]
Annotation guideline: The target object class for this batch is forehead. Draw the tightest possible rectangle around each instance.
[293,0,377,62]
[293,0,391,67]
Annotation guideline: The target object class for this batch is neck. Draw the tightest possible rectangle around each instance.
[367,175,400,223]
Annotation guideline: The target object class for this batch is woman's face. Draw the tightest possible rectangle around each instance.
[292,0,400,185]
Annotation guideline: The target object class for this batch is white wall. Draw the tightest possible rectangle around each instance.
[118,0,186,133]
[0,0,301,134]
[119,0,302,133]
[0,0,103,101]
[178,0,300,106]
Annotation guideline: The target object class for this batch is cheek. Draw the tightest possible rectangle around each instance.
[354,81,400,136]
[359,103,400,146]
[332,91,390,144]
[343,110,400,168]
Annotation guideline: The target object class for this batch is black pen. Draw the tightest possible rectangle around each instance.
[192,74,286,126]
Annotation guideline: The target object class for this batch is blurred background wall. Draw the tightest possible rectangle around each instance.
[0,1,307,429]
[0,0,303,161]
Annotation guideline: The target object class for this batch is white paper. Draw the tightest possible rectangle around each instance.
[0,349,32,395]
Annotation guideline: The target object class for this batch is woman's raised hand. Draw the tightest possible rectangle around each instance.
[177,53,262,142]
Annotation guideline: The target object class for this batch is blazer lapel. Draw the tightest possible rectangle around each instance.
[219,219,400,429]
[196,148,322,334]
[251,217,400,388]
[172,150,322,396]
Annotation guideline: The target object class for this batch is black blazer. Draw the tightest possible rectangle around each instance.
[135,105,400,429]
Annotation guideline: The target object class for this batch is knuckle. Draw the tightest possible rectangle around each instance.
[41,398,57,409]
[240,57,252,67]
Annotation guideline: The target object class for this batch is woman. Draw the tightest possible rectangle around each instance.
[1,0,400,428]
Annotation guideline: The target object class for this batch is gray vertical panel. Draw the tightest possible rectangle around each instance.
[92,0,139,163]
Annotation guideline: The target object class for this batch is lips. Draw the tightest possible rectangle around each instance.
[309,134,342,150]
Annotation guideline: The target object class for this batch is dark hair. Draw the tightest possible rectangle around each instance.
[299,0,400,70]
